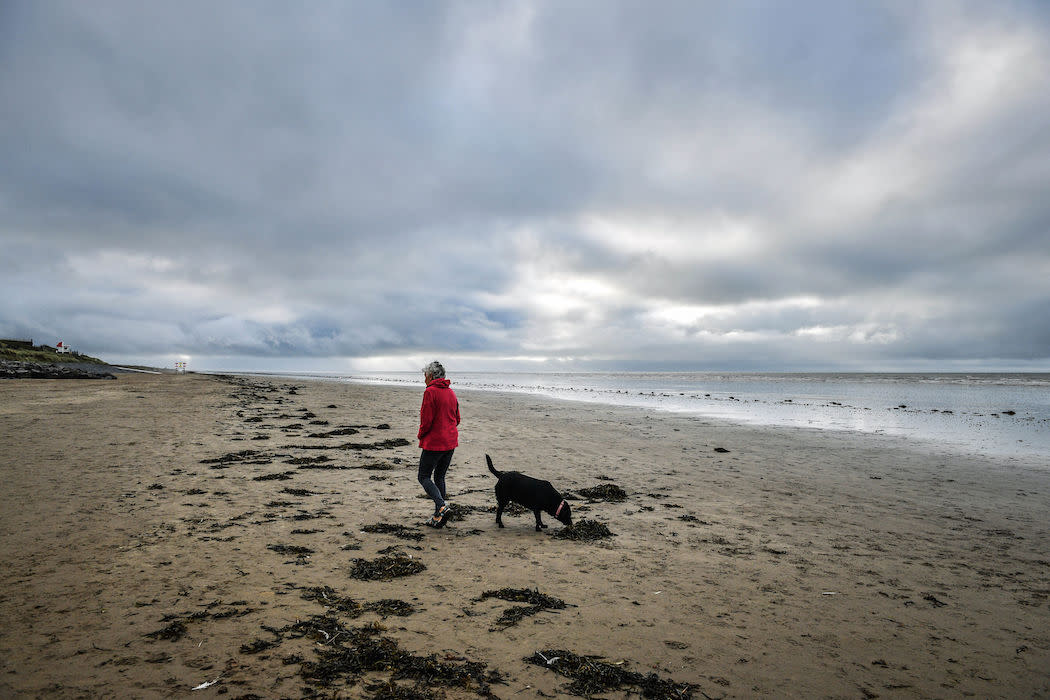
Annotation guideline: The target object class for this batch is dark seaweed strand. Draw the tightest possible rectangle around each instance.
[526,649,697,699]
[550,519,614,541]
[295,622,505,694]
[476,588,568,609]
[349,554,426,581]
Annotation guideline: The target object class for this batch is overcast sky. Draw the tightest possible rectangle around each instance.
[2,1,1049,372]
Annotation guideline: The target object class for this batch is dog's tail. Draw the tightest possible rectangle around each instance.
[485,454,501,478]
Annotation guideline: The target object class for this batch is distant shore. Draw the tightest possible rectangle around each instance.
[1,372,1048,697]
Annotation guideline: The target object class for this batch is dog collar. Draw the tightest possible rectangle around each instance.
[555,500,566,517]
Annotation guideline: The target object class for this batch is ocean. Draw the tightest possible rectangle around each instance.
[244,371,1050,462]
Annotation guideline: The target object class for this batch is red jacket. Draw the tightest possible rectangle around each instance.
[418,378,460,451]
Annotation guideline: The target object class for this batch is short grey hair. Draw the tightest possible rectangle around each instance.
[423,361,445,379]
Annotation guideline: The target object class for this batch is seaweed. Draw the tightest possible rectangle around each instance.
[576,484,627,501]
[268,544,314,556]
[362,522,425,542]
[551,519,615,541]
[281,487,317,496]
[252,471,295,481]
[349,554,426,581]
[301,587,415,619]
[477,588,569,628]
[299,623,505,696]
[285,455,333,465]
[200,449,270,465]
[526,649,696,698]
[358,461,397,471]
[240,638,279,654]
[480,502,528,516]
[145,620,188,641]
[477,588,567,609]
[443,502,486,522]
[364,599,416,618]
[291,509,331,521]
[923,593,948,607]
[143,607,239,642]
[341,531,364,551]
[338,438,412,450]
[362,680,437,699]
[307,427,360,438]
[302,586,363,615]
[494,605,547,627]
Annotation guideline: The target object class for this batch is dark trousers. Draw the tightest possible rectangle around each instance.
[418,449,454,513]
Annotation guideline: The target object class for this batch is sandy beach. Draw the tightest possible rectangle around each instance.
[1,372,1048,699]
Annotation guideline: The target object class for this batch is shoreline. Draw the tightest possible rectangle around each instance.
[219,369,1050,469]
[2,372,1049,698]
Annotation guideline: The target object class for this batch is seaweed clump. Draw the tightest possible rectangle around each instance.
[252,471,295,481]
[307,427,360,438]
[285,455,333,465]
[576,484,627,501]
[200,449,272,467]
[477,588,569,628]
[362,522,425,542]
[339,437,412,450]
[281,487,317,496]
[240,638,279,654]
[145,619,188,641]
[268,543,314,556]
[268,543,314,564]
[349,554,426,581]
[478,588,567,608]
[302,586,363,615]
[301,586,416,619]
[366,599,416,618]
[143,610,215,642]
[551,519,615,541]
[526,649,696,699]
[298,622,505,696]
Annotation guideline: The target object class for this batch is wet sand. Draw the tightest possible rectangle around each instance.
[1,372,1048,698]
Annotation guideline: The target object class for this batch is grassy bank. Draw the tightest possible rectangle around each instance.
[0,340,108,365]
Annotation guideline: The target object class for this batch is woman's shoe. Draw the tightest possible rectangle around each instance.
[435,504,452,528]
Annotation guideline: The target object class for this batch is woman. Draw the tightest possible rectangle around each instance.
[417,361,459,527]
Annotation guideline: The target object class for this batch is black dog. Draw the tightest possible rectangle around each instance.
[486,454,573,531]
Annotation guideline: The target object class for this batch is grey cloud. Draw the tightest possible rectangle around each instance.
[1,1,1048,369]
